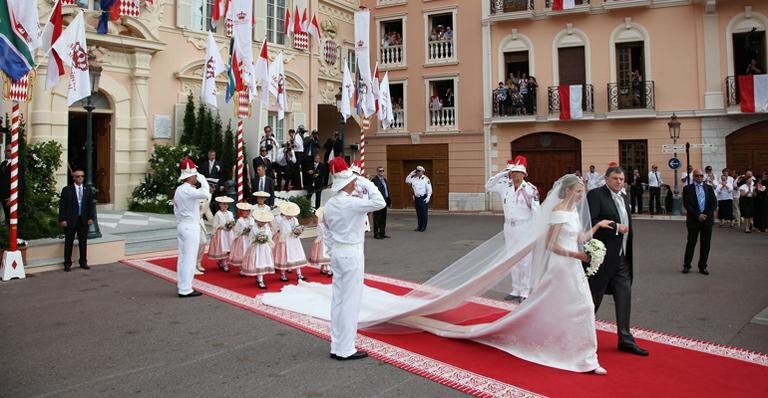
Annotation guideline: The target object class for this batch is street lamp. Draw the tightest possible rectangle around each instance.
[84,56,102,238]
[335,87,346,144]
[668,113,682,216]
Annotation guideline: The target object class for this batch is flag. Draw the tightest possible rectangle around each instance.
[268,51,286,120]
[557,84,583,120]
[42,0,65,90]
[293,6,302,35]
[256,39,270,108]
[371,63,380,113]
[97,0,121,34]
[202,31,226,108]
[52,11,90,106]
[225,39,241,102]
[354,9,376,117]
[229,0,255,100]
[284,8,291,36]
[340,62,354,121]
[0,0,34,81]
[7,0,42,51]
[738,74,768,113]
[211,0,227,28]
[378,72,394,129]
[307,13,321,47]
[301,8,309,32]
[551,0,575,10]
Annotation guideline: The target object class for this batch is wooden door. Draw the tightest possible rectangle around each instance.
[558,46,585,85]
[727,121,768,173]
[94,115,111,203]
[511,133,582,199]
[386,144,449,209]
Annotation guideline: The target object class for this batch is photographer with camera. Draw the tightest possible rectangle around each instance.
[276,139,297,191]
[259,125,278,161]
[294,126,307,188]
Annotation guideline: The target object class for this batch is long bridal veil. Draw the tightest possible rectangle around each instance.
[262,175,595,340]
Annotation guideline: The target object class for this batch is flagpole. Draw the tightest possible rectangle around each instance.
[360,118,368,174]
[236,118,244,202]
[8,102,19,252]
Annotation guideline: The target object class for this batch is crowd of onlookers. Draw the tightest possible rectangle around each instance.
[428,25,454,42]
[381,30,403,48]
[429,88,455,112]
[494,71,539,116]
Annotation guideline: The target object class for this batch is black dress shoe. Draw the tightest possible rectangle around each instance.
[80,264,90,270]
[178,291,203,298]
[618,343,649,356]
[383,235,391,238]
[63,266,71,272]
[331,351,368,360]
[413,228,420,231]
[699,269,710,275]
[682,267,691,274]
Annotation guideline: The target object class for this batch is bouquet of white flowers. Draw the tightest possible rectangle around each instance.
[242,227,251,236]
[292,226,304,237]
[253,233,270,244]
[583,239,606,276]
[224,221,235,230]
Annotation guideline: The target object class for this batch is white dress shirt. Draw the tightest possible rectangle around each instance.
[173,175,211,224]
[611,190,629,255]
[715,181,733,201]
[323,178,386,246]
[293,134,304,152]
[647,170,663,187]
[405,172,433,202]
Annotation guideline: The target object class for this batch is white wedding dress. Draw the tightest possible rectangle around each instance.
[262,178,601,373]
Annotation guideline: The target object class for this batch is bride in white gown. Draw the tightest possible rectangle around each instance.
[262,175,613,374]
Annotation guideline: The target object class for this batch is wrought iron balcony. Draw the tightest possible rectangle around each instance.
[547,84,594,116]
[490,0,534,14]
[492,88,538,117]
[607,81,655,112]
[725,76,740,108]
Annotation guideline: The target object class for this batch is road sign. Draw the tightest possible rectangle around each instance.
[690,143,715,149]
[668,157,681,170]
[662,144,686,153]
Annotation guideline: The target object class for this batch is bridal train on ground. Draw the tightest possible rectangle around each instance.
[262,175,606,373]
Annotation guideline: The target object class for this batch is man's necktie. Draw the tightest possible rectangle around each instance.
[655,172,660,185]
[696,185,706,213]
[77,186,82,216]
[259,178,264,192]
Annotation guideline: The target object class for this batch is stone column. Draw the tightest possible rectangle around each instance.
[124,50,153,210]
[703,5,724,109]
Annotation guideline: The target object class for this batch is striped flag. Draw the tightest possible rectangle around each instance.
[0,0,35,80]
[738,74,768,113]
[558,84,583,120]
[551,0,575,11]
[41,0,65,90]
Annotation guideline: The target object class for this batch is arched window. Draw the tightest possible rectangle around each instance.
[726,8,768,77]
[608,19,652,111]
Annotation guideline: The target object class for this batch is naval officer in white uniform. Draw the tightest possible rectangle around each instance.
[173,158,211,298]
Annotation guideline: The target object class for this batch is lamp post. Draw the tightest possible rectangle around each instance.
[668,113,682,216]
[335,88,346,144]
[84,56,102,239]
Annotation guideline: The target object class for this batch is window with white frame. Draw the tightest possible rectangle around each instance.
[425,12,456,63]
[426,78,457,130]
[379,19,405,67]
[75,0,100,10]
[267,0,287,45]
[176,0,218,32]
[346,48,357,74]
[268,113,286,144]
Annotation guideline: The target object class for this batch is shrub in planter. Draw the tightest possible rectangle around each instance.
[288,195,314,220]
[128,144,202,213]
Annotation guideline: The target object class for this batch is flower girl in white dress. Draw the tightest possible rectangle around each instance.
[207,196,235,272]
[241,210,275,289]
[272,202,308,282]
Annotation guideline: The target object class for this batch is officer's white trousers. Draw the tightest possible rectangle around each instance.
[177,222,200,295]
[504,220,533,298]
[329,243,365,358]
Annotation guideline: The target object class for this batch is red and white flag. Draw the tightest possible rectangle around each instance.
[211,0,228,27]
[340,62,354,121]
[378,72,394,129]
[284,8,291,36]
[738,74,768,113]
[355,9,376,117]
[557,84,583,120]
[371,62,380,113]
[307,13,322,47]
[301,8,309,32]
[256,40,270,108]
[551,0,575,10]
[41,0,65,90]
[201,31,226,108]
[268,51,286,120]
[8,0,42,51]
[52,11,90,106]
[293,6,302,35]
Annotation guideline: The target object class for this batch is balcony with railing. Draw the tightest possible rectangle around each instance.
[490,0,534,15]
[427,39,455,64]
[726,76,740,109]
[392,109,405,130]
[429,107,457,130]
[607,81,655,112]
[380,45,404,67]
[492,88,538,117]
[545,0,590,9]
[547,84,595,116]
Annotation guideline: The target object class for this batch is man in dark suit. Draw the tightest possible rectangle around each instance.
[323,131,344,163]
[682,169,718,275]
[305,153,328,209]
[252,165,275,206]
[200,149,226,213]
[371,166,391,239]
[253,146,275,179]
[58,169,96,272]
[586,166,649,356]
[0,147,11,222]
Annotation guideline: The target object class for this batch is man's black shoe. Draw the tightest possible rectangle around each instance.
[330,351,368,360]
[413,228,420,231]
[80,264,91,270]
[178,291,203,298]
[682,267,691,274]
[63,266,71,272]
[383,235,391,239]
[699,268,709,275]
[618,343,649,356]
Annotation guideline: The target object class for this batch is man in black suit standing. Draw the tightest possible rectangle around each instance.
[199,149,226,212]
[305,153,328,209]
[252,165,275,206]
[586,166,648,356]
[253,146,275,180]
[682,169,718,275]
[58,169,96,272]
[0,147,11,222]
[371,166,391,239]
[324,131,344,163]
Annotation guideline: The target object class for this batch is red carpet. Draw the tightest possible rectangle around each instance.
[123,256,768,398]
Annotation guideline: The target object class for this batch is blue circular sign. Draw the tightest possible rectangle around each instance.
[668,157,681,170]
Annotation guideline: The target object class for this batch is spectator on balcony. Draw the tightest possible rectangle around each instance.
[519,73,529,114]
[631,70,643,107]
[495,82,509,116]
[525,76,538,115]
[436,25,445,40]
[443,88,454,108]
[430,94,443,112]
[391,32,402,46]
[393,97,403,111]
[381,33,390,48]
[429,28,439,42]
[745,58,763,75]
[509,85,524,116]
[444,26,453,42]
